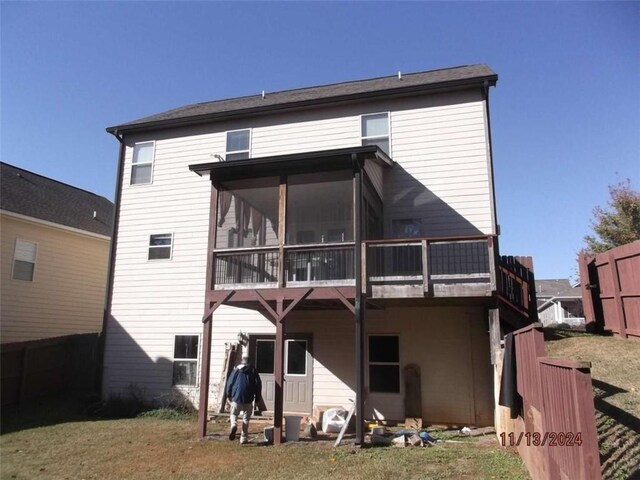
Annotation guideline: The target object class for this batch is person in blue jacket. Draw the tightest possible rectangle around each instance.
[226,355,262,444]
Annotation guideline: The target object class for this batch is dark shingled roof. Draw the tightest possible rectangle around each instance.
[108,64,497,134]
[1,162,114,237]
[536,279,582,298]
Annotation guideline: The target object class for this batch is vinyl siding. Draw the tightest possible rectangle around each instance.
[104,87,496,412]
[0,215,109,343]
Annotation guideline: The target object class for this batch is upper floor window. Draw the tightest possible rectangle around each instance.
[173,335,199,386]
[361,113,390,155]
[131,142,155,185]
[225,129,251,161]
[148,233,173,260]
[12,239,37,281]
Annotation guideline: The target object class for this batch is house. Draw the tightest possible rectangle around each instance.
[536,279,584,327]
[0,162,114,343]
[103,64,535,444]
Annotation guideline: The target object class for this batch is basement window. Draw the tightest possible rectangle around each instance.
[368,335,400,393]
[148,233,173,260]
[225,129,251,161]
[173,335,199,386]
[12,239,37,281]
[131,141,155,185]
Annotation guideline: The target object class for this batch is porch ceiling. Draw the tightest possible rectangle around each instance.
[189,145,393,182]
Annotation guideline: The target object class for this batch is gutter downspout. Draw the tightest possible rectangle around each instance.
[97,130,126,395]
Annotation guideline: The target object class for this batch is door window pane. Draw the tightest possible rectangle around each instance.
[256,340,275,374]
[286,340,307,375]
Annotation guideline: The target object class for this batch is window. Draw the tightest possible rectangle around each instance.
[225,129,251,161]
[368,335,400,393]
[148,233,173,260]
[285,339,307,376]
[173,335,198,386]
[131,142,155,185]
[255,340,275,374]
[12,239,37,281]
[361,113,390,155]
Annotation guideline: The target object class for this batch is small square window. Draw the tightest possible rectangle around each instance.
[173,335,198,386]
[361,113,390,155]
[148,234,173,260]
[368,335,400,393]
[12,239,37,281]
[226,129,250,161]
[131,142,155,185]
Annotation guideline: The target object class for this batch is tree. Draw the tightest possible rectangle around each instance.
[583,179,640,255]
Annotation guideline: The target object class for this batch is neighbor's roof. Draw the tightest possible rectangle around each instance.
[536,279,582,298]
[0,162,114,237]
[107,64,497,134]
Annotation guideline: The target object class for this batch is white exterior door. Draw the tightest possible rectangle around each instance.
[250,334,312,414]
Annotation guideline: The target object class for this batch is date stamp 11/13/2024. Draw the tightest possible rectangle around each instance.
[500,432,583,447]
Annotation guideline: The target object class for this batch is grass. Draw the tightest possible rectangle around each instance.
[544,328,640,480]
[1,395,529,480]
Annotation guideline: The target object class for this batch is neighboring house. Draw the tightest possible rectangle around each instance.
[103,64,534,444]
[536,279,584,327]
[0,162,114,343]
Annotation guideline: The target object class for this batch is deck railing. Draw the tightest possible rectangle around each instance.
[212,235,497,296]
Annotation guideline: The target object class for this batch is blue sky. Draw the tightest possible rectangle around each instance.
[2,2,638,279]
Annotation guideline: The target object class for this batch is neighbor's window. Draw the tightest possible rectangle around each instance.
[368,335,400,393]
[131,142,155,185]
[361,113,390,155]
[225,129,251,161]
[173,335,199,386]
[12,239,37,281]
[148,233,173,260]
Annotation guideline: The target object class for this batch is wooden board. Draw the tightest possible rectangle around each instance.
[404,363,422,418]
[334,402,356,447]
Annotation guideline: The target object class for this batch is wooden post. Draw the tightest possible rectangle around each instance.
[198,315,213,439]
[421,239,429,295]
[353,156,365,445]
[274,299,285,444]
[277,176,287,288]
[197,182,219,439]
[488,308,501,365]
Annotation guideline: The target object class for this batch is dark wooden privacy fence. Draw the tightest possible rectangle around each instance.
[1,333,99,406]
[579,240,640,338]
[505,324,601,480]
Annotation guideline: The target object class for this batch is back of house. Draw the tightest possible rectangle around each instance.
[102,65,531,437]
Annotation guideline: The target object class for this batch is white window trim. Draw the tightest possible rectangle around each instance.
[367,333,401,395]
[284,339,307,377]
[130,141,156,186]
[172,334,200,387]
[11,238,38,282]
[361,112,391,156]
[147,232,174,261]
[225,128,252,160]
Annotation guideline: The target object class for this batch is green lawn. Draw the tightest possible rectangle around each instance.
[1,396,528,480]
[544,328,640,480]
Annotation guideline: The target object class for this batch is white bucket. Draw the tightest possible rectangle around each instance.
[284,416,302,442]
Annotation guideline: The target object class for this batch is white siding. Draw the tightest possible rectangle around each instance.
[104,87,497,408]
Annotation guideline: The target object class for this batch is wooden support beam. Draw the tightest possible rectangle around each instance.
[422,239,429,295]
[277,176,287,288]
[353,157,365,445]
[273,300,285,445]
[333,287,356,314]
[197,183,221,440]
[197,315,213,439]
[488,308,501,365]
[253,290,279,322]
